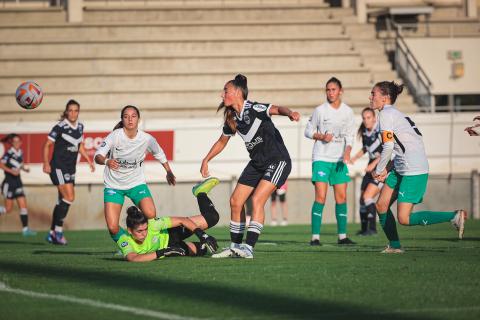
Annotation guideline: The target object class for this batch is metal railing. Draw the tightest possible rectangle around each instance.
[385,18,434,109]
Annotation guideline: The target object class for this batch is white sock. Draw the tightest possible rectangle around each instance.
[0,206,6,215]
[312,234,320,241]
[22,226,28,232]
[338,234,347,240]
[55,226,63,233]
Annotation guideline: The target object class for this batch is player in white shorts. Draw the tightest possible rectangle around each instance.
[94,105,176,244]
[305,77,356,246]
[370,81,467,253]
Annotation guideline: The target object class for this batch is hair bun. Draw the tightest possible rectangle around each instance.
[234,74,247,87]
[126,206,140,216]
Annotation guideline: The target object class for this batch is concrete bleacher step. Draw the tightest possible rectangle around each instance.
[83,5,354,22]
[84,0,329,7]
[0,70,375,93]
[0,21,346,42]
[0,8,65,24]
[0,38,355,60]
[0,54,364,76]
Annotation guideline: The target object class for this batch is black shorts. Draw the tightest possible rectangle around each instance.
[360,172,383,191]
[238,159,291,188]
[1,179,25,199]
[271,190,286,202]
[167,226,193,255]
[49,166,76,185]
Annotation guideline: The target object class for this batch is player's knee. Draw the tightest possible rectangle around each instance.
[108,224,120,235]
[202,208,219,229]
[376,202,387,214]
[398,215,410,225]
[63,194,74,203]
[250,195,266,208]
[230,196,243,211]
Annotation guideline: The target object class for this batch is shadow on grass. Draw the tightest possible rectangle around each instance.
[0,259,438,320]
[431,237,480,242]
[0,240,47,246]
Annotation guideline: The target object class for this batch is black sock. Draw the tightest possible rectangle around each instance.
[230,221,245,244]
[197,193,219,228]
[366,203,377,231]
[20,209,28,228]
[53,199,70,229]
[359,205,368,232]
[245,221,263,248]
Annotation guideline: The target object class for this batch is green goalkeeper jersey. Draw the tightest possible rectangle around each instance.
[117,217,172,257]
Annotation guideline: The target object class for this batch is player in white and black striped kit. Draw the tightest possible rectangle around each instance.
[43,100,95,245]
[200,74,300,259]
[0,134,36,236]
[350,108,394,236]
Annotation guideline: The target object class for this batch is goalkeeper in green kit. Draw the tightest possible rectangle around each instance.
[117,178,220,262]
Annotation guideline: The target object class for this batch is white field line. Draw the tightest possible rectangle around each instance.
[0,281,201,320]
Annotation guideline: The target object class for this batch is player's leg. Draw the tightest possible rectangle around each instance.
[331,162,354,244]
[189,179,220,230]
[395,174,466,239]
[279,194,288,226]
[48,183,74,245]
[376,174,402,252]
[270,193,278,226]
[1,182,15,214]
[357,175,369,235]
[363,182,381,234]
[311,181,328,245]
[103,187,127,242]
[16,196,36,236]
[130,184,156,219]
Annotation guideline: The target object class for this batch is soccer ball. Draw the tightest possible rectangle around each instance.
[15,81,43,110]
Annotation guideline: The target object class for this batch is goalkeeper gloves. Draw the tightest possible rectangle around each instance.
[194,228,218,253]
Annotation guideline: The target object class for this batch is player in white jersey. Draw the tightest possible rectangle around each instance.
[370,81,467,253]
[94,105,176,244]
[304,77,356,246]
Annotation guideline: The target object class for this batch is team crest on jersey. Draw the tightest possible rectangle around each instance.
[120,241,128,247]
[153,236,158,243]
[244,114,251,125]
[64,173,71,181]
[253,104,267,112]
[100,141,106,147]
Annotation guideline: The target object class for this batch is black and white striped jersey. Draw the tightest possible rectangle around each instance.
[48,120,84,169]
[1,147,23,182]
[361,125,383,160]
[222,100,290,168]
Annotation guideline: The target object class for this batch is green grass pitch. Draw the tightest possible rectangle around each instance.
[1,221,479,320]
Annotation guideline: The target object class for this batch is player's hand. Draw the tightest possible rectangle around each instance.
[465,127,479,136]
[473,116,480,122]
[89,162,95,172]
[323,133,333,143]
[166,170,176,186]
[194,228,218,253]
[43,162,51,174]
[372,169,387,182]
[10,169,20,176]
[106,159,119,171]
[288,111,301,122]
[21,164,30,173]
[343,152,351,164]
[200,159,210,178]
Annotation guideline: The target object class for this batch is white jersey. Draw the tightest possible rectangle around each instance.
[94,128,167,190]
[375,105,429,176]
[304,102,355,162]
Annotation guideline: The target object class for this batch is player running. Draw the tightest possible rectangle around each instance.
[350,107,393,236]
[370,81,467,254]
[94,105,176,245]
[0,134,36,236]
[43,100,95,245]
[200,74,300,259]
[305,77,356,246]
[117,178,220,262]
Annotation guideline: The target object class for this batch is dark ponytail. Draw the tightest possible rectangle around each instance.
[217,74,248,133]
[1,133,20,144]
[59,99,80,121]
[374,81,404,104]
[126,206,147,229]
[357,107,375,139]
[113,105,141,130]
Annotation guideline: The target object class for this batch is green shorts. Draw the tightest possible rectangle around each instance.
[386,171,428,204]
[312,160,351,185]
[104,184,152,206]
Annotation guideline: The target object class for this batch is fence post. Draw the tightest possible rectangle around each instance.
[472,170,480,219]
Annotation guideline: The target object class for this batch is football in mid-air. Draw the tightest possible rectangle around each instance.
[15,81,43,110]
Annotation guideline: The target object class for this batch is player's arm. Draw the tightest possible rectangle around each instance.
[125,251,157,262]
[305,108,332,142]
[79,142,95,172]
[343,110,355,164]
[200,134,230,178]
[350,149,365,164]
[42,139,53,174]
[365,156,381,173]
[169,216,218,253]
[0,161,19,176]
[125,247,186,262]
[269,105,300,121]
[373,114,394,181]
[94,134,119,170]
[148,135,175,186]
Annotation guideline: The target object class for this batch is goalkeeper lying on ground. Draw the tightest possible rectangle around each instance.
[117,178,220,262]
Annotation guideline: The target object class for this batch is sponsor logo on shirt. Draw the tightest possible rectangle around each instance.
[253,104,267,112]
[153,236,158,243]
[120,241,128,247]
[245,136,263,150]
[117,159,143,169]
